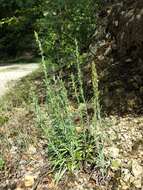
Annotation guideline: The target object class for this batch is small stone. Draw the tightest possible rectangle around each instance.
[121,168,131,183]
[132,160,142,177]
[109,146,120,158]
[98,55,104,61]
[120,180,129,190]
[24,175,35,187]
[28,144,37,155]
[114,20,119,26]
[133,177,142,188]
[111,159,122,171]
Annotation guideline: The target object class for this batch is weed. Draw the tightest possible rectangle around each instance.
[34,32,108,182]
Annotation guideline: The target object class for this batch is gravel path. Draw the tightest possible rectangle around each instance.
[0,63,39,97]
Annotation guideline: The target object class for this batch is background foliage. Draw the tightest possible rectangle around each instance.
[0,0,43,57]
[0,0,101,64]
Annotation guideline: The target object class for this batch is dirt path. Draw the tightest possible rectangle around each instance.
[0,63,39,97]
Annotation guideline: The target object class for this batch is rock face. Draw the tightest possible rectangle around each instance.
[89,0,143,114]
[108,0,143,60]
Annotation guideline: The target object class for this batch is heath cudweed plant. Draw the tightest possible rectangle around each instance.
[34,33,108,181]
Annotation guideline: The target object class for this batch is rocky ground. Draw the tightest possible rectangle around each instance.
[0,105,142,189]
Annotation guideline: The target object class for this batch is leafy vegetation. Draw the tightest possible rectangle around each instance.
[33,34,108,181]
[0,0,101,62]
[37,0,100,67]
[0,0,43,57]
